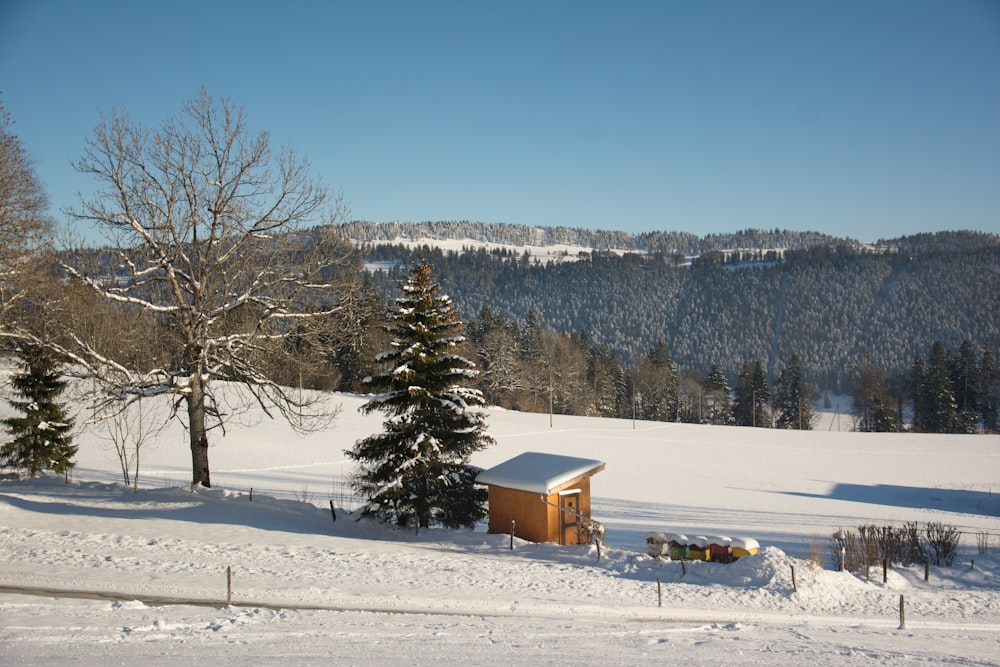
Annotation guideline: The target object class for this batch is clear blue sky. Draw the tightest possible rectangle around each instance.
[2,0,998,243]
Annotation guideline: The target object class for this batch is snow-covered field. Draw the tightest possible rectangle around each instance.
[361,236,609,268]
[2,390,999,665]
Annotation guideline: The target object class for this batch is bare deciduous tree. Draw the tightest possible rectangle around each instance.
[94,395,167,491]
[0,96,53,326]
[61,89,351,487]
[478,326,523,406]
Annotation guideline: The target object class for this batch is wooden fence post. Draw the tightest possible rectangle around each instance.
[226,565,232,606]
[510,520,515,550]
[791,565,797,593]
[898,594,906,630]
[657,576,662,607]
[329,500,337,522]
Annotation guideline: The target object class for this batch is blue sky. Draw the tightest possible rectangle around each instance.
[1,0,998,243]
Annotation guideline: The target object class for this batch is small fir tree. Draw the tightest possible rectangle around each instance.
[348,263,494,531]
[2,345,77,477]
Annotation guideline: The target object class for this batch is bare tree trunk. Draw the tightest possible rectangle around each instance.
[187,380,211,488]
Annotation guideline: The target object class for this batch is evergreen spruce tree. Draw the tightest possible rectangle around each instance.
[980,343,997,433]
[910,356,928,432]
[520,309,544,361]
[348,263,494,531]
[774,354,814,430]
[751,360,771,427]
[637,341,679,421]
[588,343,623,418]
[733,363,753,426]
[926,341,959,433]
[518,309,548,413]
[734,359,770,427]
[703,363,734,425]
[951,340,980,433]
[773,359,793,429]
[851,361,899,432]
[2,344,77,477]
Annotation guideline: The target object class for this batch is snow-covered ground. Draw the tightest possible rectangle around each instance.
[2,390,999,665]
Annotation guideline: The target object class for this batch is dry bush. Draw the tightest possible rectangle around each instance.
[924,522,960,566]
[830,521,961,572]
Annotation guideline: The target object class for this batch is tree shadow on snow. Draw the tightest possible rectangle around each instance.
[0,482,341,537]
[778,483,1000,517]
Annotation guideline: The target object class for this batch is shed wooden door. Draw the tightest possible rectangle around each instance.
[559,491,582,545]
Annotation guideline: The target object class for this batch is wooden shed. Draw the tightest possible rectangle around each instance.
[476,452,606,545]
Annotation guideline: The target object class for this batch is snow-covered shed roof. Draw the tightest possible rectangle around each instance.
[476,452,606,495]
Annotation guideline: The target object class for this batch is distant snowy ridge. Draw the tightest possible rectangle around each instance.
[361,235,605,268]
[341,220,857,256]
[343,222,1000,271]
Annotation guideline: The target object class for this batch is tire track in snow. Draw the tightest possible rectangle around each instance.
[5,585,1000,635]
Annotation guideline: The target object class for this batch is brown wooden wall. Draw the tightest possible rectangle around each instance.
[487,486,550,543]
[487,476,593,545]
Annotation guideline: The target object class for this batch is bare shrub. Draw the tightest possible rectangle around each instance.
[831,522,961,572]
[900,522,925,565]
[924,522,960,566]
[976,531,990,555]
[295,485,314,505]
[830,529,878,573]
[855,525,883,571]
[806,538,823,568]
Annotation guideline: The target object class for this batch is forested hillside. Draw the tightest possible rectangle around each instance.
[357,224,999,393]
[44,223,998,429]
